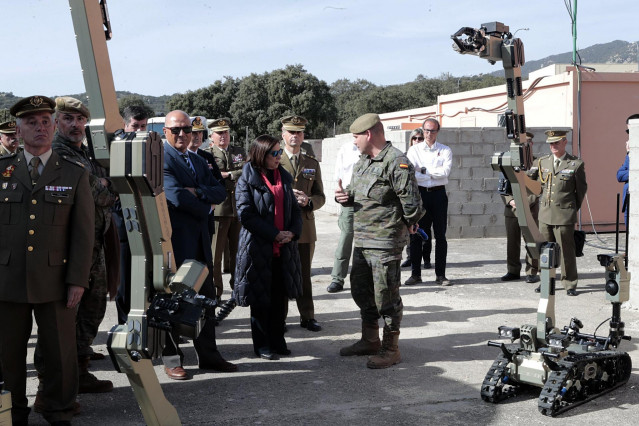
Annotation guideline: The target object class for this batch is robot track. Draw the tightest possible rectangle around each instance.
[538,351,632,416]
[480,345,520,403]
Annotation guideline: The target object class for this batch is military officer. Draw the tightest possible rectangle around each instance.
[500,132,540,284]
[31,97,116,398]
[280,115,325,332]
[0,120,20,157]
[530,130,587,296]
[0,95,94,425]
[335,113,424,369]
[208,117,245,300]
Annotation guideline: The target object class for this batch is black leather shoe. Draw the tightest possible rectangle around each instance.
[423,262,432,269]
[525,275,540,283]
[300,318,322,332]
[501,272,520,281]
[534,286,541,293]
[275,348,292,356]
[326,281,344,293]
[567,289,578,296]
[400,259,411,267]
[259,351,280,360]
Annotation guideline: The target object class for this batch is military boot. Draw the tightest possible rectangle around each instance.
[366,326,401,369]
[339,322,381,356]
[78,356,113,393]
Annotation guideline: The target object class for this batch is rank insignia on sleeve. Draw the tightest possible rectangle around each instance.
[399,163,409,169]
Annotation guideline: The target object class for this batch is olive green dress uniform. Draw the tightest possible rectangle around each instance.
[0,120,21,157]
[209,143,246,296]
[280,151,325,322]
[529,139,587,291]
[0,148,94,423]
[0,143,21,157]
[502,184,539,276]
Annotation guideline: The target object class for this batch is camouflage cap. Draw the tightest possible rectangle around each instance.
[545,129,569,143]
[191,116,206,132]
[55,96,90,119]
[0,120,17,134]
[350,113,380,134]
[280,115,307,131]
[9,95,56,117]
[208,117,231,132]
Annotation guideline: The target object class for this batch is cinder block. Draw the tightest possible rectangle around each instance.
[438,130,460,145]
[485,225,507,238]
[470,191,494,203]
[451,167,472,179]
[485,202,506,215]
[470,214,499,226]
[461,203,485,215]
[461,156,484,168]
[448,191,471,203]
[461,179,485,191]
[447,202,463,215]
[472,166,498,179]
[447,226,462,239]
[460,226,485,238]
[449,215,471,227]
[452,143,472,156]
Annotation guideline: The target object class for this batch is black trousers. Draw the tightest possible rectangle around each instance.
[411,187,448,277]
[250,257,288,355]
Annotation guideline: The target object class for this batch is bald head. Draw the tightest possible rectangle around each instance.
[163,110,192,153]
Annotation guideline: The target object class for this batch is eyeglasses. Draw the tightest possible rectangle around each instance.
[423,129,438,134]
[166,126,193,134]
[269,148,283,157]
[411,137,424,142]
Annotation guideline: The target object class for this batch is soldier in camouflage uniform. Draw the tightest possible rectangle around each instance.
[335,113,424,369]
[35,97,117,395]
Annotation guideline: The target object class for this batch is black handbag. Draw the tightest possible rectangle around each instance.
[574,230,586,257]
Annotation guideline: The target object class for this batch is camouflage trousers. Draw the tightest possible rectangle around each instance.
[350,247,403,331]
[76,245,108,357]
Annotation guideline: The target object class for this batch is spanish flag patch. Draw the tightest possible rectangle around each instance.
[399,163,409,169]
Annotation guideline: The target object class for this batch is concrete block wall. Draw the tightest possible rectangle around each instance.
[318,127,562,239]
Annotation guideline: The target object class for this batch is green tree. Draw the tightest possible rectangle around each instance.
[118,94,155,118]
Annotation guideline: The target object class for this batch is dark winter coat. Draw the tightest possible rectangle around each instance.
[234,162,303,307]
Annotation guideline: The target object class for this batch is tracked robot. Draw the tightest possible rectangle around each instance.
[452,22,632,416]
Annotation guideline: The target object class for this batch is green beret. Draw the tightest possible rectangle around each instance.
[0,120,17,134]
[191,116,206,132]
[545,129,569,143]
[350,113,380,134]
[280,115,307,131]
[55,96,90,119]
[208,117,231,132]
[9,95,55,117]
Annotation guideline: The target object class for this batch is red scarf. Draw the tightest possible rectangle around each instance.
[261,168,285,256]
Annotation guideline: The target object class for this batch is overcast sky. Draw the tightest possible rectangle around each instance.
[2,0,637,97]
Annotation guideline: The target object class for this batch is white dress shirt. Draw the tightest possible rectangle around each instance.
[334,142,361,187]
[406,141,452,188]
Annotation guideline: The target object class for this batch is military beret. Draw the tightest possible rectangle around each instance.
[208,117,231,132]
[350,113,380,134]
[55,96,90,119]
[0,120,17,134]
[280,115,307,131]
[545,129,569,143]
[191,116,206,132]
[9,95,55,117]
[525,131,534,139]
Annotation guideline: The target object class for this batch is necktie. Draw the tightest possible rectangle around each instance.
[181,153,196,177]
[554,159,560,173]
[291,155,298,173]
[30,156,41,185]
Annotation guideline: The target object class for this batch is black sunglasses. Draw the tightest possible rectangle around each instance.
[411,137,424,141]
[269,148,283,157]
[166,126,193,134]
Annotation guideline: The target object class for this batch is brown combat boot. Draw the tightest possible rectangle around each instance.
[366,327,401,369]
[78,356,113,394]
[34,391,81,415]
[339,322,381,356]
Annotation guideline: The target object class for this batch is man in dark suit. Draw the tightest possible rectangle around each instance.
[279,115,325,332]
[0,95,94,425]
[162,110,235,380]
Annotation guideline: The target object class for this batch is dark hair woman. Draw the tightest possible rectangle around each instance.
[233,135,303,359]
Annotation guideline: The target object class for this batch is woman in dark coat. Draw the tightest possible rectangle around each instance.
[234,135,303,359]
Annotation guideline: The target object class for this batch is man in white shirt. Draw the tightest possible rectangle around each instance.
[405,118,453,286]
[327,141,361,293]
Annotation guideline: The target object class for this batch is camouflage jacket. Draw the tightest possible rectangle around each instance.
[346,142,424,249]
[52,134,117,245]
